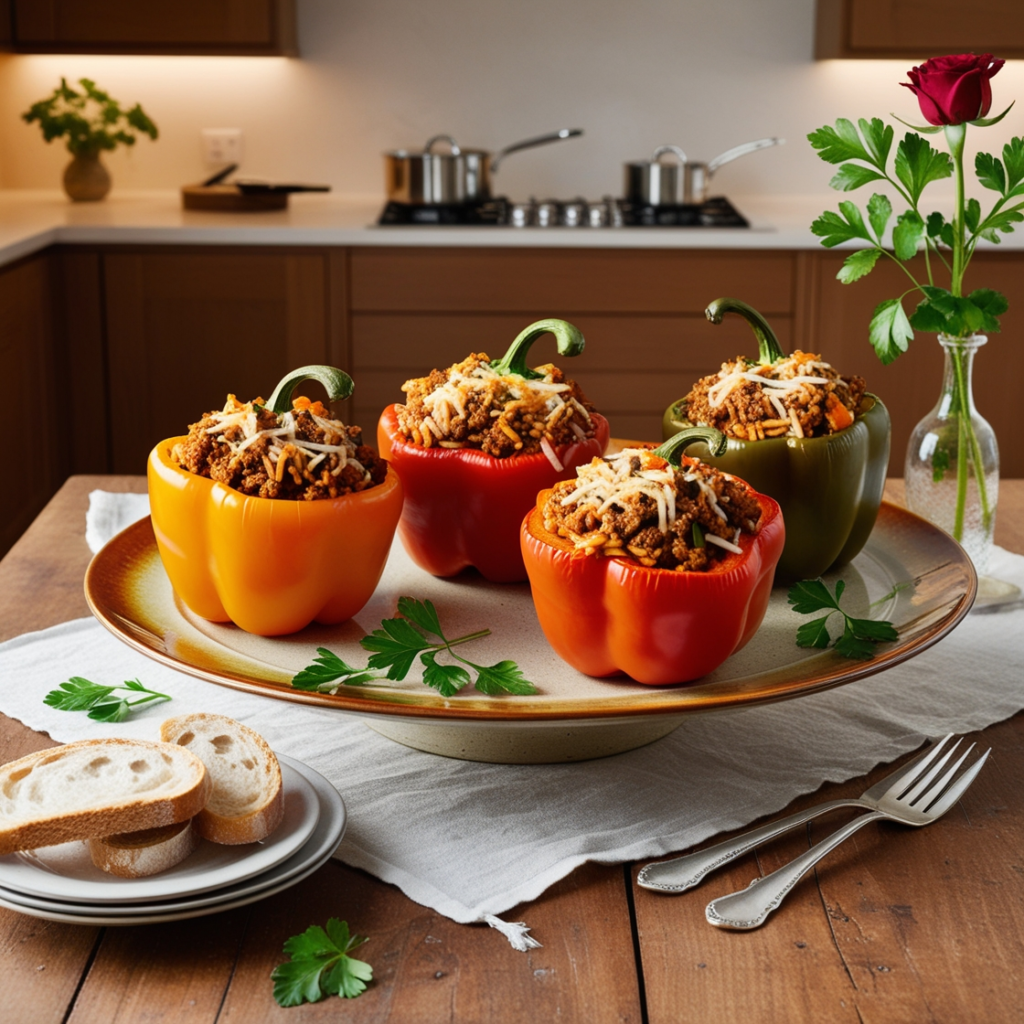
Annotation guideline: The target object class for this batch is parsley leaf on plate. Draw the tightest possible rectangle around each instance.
[788,579,899,659]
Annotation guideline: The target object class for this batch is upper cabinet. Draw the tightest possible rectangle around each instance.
[2,0,297,56]
[816,0,1024,59]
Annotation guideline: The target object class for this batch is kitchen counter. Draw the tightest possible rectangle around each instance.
[0,188,977,268]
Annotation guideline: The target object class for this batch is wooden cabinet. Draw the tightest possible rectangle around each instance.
[102,248,336,473]
[4,0,296,55]
[0,253,62,559]
[816,0,1024,59]
[349,247,799,442]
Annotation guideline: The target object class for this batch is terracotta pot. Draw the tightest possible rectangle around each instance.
[63,154,111,202]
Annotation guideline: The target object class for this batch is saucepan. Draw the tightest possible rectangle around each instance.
[624,137,783,206]
[384,128,583,205]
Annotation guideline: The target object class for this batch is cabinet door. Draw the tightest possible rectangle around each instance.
[0,253,61,558]
[816,0,1024,59]
[104,249,330,473]
[350,247,797,442]
[11,0,296,55]
[808,250,1024,478]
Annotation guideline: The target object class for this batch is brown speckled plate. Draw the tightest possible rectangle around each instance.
[84,504,976,763]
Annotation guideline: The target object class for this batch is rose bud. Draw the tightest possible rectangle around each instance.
[901,53,1005,127]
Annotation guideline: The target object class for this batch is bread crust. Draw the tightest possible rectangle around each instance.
[159,714,284,845]
[89,818,200,878]
[0,739,210,856]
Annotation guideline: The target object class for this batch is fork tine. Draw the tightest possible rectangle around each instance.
[903,738,964,803]
[914,742,975,807]
[883,733,954,801]
[922,748,991,818]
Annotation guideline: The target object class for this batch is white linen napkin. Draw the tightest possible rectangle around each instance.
[2,492,1023,949]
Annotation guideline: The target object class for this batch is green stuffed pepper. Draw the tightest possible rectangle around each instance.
[663,297,890,582]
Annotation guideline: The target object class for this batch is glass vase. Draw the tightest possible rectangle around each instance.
[904,334,998,574]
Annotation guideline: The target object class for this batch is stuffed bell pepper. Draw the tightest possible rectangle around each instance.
[378,318,610,583]
[663,298,890,581]
[148,365,403,636]
[521,428,785,685]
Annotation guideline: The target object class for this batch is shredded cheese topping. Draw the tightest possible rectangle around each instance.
[203,396,370,482]
[559,448,729,537]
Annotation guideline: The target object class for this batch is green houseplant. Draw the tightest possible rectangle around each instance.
[809,53,1020,573]
[22,78,158,202]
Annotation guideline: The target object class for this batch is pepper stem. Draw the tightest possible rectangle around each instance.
[266,365,355,414]
[489,319,585,380]
[652,426,728,466]
[705,297,786,365]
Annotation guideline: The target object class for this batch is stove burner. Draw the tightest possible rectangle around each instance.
[618,196,748,227]
[376,195,748,227]
[378,197,510,225]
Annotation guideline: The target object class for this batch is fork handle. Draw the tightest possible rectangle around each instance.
[705,810,885,930]
[636,799,860,893]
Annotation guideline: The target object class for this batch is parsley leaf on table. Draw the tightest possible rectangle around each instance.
[788,579,899,659]
[43,676,171,721]
[271,918,373,1006]
[291,596,538,696]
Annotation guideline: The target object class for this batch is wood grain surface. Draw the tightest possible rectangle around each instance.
[1,477,1022,1023]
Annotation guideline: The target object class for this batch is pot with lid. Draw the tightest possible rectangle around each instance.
[624,137,783,206]
[385,128,583,205]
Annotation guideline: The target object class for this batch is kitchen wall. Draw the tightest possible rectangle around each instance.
[1,0,1022,203]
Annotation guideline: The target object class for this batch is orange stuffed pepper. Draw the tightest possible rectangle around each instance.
[521,428,785,684]
[148,366,402,636]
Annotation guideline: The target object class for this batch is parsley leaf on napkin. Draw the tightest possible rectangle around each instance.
[271,919,373,1006]
[43,676,171,722]
[789,578,899,658]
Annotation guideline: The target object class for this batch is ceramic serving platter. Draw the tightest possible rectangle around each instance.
[84,505,976,763]
[0,755,346,924]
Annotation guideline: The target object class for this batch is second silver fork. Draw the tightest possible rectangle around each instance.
[638,734,960,894]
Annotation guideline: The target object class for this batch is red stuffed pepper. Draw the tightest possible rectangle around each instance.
[521,427,785,685]
[378,319,610,583]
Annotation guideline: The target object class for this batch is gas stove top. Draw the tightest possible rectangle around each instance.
[377,195,749,228]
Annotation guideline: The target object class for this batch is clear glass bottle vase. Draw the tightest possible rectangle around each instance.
[904,333,999,573]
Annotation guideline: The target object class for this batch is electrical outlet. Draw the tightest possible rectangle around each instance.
[201,128,244,166]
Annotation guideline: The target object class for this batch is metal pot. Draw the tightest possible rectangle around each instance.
[624,137,783,206]
[385,128,583,205]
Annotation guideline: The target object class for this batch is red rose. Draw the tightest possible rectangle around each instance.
[902,54,1004,126]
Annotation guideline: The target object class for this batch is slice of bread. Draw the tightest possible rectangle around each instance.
[0,739,210,856]
[159,714,284,845]
[89,818,200,878]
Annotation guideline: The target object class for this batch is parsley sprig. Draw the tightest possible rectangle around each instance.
[43,676,171,722]
[293,596,538,697]
[788,579,899,659]
[271,919,372,1006]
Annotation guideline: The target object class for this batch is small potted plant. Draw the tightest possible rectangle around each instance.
[22,77,158,202]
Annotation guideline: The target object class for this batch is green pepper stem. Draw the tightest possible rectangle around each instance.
[267,365,355,414]
[705,297,786,365]
[489,319,585,380]
[652,426,728,466]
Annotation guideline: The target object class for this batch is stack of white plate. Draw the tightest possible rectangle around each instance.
[0,754,345,925]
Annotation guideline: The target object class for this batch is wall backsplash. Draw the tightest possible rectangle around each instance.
[1,0,1022,203]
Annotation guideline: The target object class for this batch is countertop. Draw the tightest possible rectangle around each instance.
[0,188,970,269]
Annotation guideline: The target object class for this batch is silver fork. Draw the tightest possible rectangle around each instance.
[638,734,959,894]
[704,737,990,930]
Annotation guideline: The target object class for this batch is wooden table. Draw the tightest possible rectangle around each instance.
[2,477,1022,1024]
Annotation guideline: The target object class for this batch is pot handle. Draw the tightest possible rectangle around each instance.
[650,144,688,165]
[424,134,461,156]
[706,137,783,175]
[491,128,583,173]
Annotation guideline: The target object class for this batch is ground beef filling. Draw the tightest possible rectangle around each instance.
[172,395,387,501]
[543,448,763,572]
[684,351,866,441]
[396,353,597,458]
